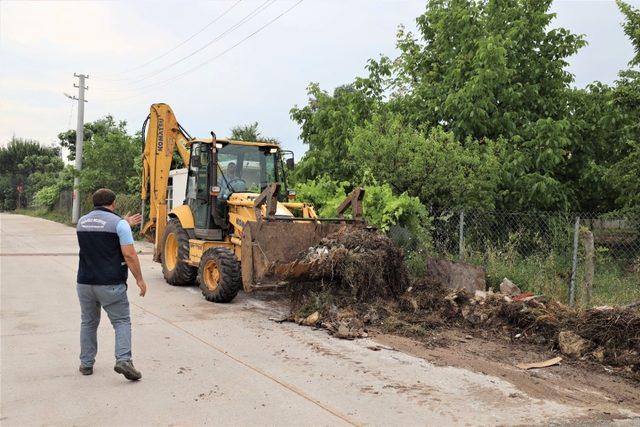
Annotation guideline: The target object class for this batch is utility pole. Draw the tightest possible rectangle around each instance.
[65,73,88,224]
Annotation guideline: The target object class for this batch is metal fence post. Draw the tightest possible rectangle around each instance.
[459,210,465,262]
[569,215,580,306]
[581,228,595,307]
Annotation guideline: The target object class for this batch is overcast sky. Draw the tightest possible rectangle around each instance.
[1,0,638,159]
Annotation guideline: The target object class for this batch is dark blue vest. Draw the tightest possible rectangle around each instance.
[76,207,128,285]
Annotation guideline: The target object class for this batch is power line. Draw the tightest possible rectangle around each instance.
[94,0,244,81]
[127,0,243,73]
[98,0,274,87]
[101,0,304,103]
[125,0,275,84]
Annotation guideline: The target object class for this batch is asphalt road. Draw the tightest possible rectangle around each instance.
[0,213,634,426]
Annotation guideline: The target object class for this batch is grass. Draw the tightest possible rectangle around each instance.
[407,243,639,308]
[468,247,638,307]
[586,259,640,307]
[14,208,73,226]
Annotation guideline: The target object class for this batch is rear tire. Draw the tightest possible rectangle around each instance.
[197,248,242,303]
[161,219,197,286]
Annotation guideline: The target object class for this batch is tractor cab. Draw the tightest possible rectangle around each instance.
[185,139,294,240]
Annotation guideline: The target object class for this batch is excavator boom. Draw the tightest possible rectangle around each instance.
[140,103,192,258]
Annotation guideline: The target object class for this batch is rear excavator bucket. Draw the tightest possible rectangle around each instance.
[240,187,367,292]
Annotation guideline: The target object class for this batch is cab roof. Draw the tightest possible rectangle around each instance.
[188,138,280,148]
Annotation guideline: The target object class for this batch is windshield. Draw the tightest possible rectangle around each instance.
[217,143,278,194]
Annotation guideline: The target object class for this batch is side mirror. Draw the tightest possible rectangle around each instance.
[286,158,294,170]
[191,156,201,168]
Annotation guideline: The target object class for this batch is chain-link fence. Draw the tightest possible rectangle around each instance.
[390,210,640,307]
[34,190,141,222]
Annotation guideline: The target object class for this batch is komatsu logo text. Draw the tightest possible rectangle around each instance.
[157,118,164,152]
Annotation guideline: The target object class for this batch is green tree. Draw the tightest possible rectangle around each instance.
[290,0,593,212]
[230,122,278,143]
[77,116,141,194]
[618,0,640,66]
[57,126,94,161]
[0,137,64,209]
[290,82,381,182]
[349,113,502,210]
[375,0,585,141]
[373,0,587,210]
[606,1,640,215]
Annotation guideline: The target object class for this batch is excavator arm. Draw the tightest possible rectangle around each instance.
[140,103,192,260]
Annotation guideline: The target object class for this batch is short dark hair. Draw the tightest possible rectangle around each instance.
[92,188,116,207]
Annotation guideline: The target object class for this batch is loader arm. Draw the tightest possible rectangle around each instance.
[140,103,192,259]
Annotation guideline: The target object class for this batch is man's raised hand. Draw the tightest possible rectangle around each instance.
[124,212,142,227]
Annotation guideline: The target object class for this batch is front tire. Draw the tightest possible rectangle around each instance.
[197,248,242,303]
[161,219,197,286]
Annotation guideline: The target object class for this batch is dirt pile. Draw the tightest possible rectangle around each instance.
[398,281,640,371]
[287,229,407,339]
[285,229,640,377]
[286,228,408,303]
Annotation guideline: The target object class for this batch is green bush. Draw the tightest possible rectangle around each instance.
[294,175,431,250]
[294,175,348,216]
[3,186,17,210]
[33,185,60,210]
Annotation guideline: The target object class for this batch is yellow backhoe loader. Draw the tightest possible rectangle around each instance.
[140,103,366,303]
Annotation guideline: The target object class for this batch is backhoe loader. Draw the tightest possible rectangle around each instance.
[140,103,366,303]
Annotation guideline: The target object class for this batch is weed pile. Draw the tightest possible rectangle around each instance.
[287,228,640,378]
[287,228,408,303]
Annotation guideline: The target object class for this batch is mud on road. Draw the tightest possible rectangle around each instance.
[375,330,640,422]
[256,290,640,424]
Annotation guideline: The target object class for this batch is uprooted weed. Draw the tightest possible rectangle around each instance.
[288,228,408,303]
[286,228,640,378]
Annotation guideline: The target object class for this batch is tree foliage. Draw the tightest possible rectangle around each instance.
[293,174,430,245]
[75,116,142,194]
[230,122,278,143]
[0,137,64,210]
[290,82,380,182]
[349,113,502,210]
[289,0,640,216]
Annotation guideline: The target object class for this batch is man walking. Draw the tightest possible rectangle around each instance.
[76,188,148,380]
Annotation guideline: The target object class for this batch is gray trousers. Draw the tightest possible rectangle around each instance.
[77,283,131,367]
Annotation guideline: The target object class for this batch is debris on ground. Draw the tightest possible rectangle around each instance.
[285,229,640,379]
[516,356,563,370]
[424,257,486,293]
[302,311,321,326]
[499,277,522,296]
[558,330,591,358]
[286,228,408,303]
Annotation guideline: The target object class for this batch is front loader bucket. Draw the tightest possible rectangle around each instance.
[240,221,362,292]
